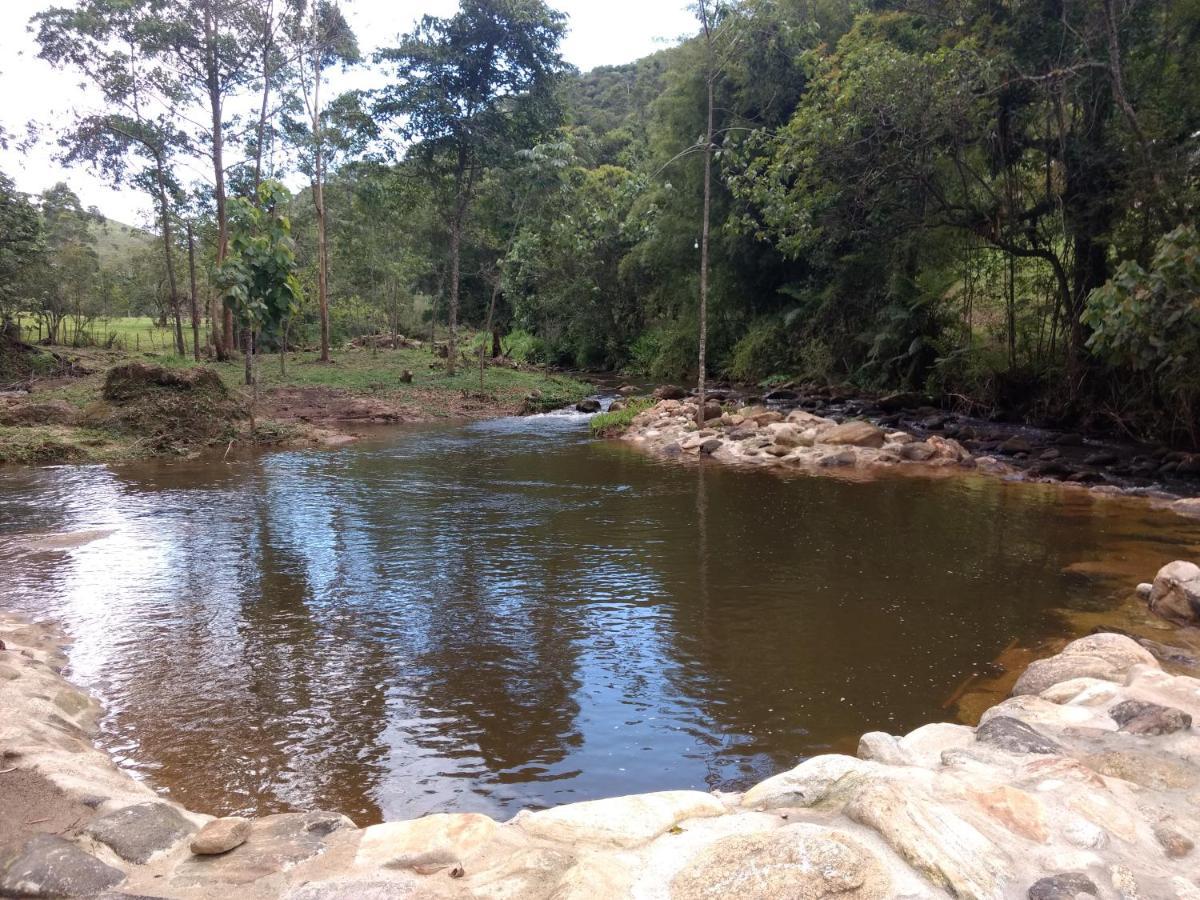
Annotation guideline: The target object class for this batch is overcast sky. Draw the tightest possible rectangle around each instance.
[0,0,695,226]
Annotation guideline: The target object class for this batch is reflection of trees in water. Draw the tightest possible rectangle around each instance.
[392,449,585,783]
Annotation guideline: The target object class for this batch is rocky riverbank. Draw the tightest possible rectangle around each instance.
[3,562,1200,899]
[620,397,1200,520]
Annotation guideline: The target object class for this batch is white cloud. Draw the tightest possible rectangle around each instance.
[0,0,694,225]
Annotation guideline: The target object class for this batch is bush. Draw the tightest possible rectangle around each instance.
[589,396,654,435]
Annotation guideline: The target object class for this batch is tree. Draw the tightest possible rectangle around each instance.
[142,0,264,358]
[217,179,301,400]
[283,0,360,363]
[0,173,44,324]
[35,0,193,356]
[375,0,569,373]
[32,184,101,344]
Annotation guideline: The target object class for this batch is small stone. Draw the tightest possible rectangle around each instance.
[84,801,196,864]
[0,834,125,898]
[975,717,1062,754]
[190,817,251,855]
[1108,699,1192,735]
[1110,864,1140,899]
[1027,872,1099,899]
[1153,822,1194,859]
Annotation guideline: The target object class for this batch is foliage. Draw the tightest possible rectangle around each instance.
[217,181,302,333]
[589,396,654,436]
[1084,226,1200,434]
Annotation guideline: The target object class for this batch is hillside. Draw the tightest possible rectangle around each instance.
[89,218,153,270]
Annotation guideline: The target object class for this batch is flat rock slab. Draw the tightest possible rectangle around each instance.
[0,833,125,898]
[355,814,497,870]
[172,811,354,887]
[284,878,423,899]
[517,790,725,848]
[84,802,196,864]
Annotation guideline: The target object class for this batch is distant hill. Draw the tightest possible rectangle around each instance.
[89,218,154,270]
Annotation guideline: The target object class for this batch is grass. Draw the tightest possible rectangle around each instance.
[14,315,217,353]
[590,396,654,436]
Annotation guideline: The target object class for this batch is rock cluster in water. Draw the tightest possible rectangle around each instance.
[3,591,1200,899]
[624,398,975,474]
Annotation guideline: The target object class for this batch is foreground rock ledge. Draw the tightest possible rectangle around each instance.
[2,618,1199,899]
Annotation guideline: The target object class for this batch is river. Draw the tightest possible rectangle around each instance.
[1,407,1198,824]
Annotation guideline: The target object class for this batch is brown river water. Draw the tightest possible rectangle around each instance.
[2,407,1199,825]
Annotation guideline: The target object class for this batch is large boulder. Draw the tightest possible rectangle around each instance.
[1146,560,1200,625]
[83,801,196,864]
[819,420,885,449]
[0,834,125,897]
[1011,634,1156,696]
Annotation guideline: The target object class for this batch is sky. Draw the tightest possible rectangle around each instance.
[0,0,696,227]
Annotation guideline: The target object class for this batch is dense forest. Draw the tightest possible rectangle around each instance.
[2,0,1199,444]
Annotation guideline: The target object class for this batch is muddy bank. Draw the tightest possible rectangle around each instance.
[3,565,1200,899]
[0,351,592,466]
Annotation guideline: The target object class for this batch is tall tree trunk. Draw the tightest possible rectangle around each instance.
[187,221,200,361]
[447,204,463,375]
[253,0,273,193]
[311,12,331,364]
[153,155,185,357]
[695,8,715,428]
[205,6,232,360]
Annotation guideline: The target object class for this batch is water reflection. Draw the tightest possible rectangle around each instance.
[2,411,1199,823]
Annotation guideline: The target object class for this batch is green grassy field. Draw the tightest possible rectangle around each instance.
[14,315,215,352]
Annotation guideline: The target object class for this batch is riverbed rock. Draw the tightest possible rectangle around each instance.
[1027,872,1099,899]
[900,441,936,462]
[516,790,725,849]
[1153,822,1194,859]
[845,780,1012,898]
[975,717,1062,755]
[819,420,885,449]
[1000,435,1034,455]
[190,817,251,855]
[83,801,196,864]
[172,811,355,886]
[0,834,125,898]
[1108,699,1192,735]
[1146,560,1200,625]
[668,823,891,900]
[1011,634,1156,695]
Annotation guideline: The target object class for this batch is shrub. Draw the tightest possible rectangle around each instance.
[589,396,654,436]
